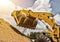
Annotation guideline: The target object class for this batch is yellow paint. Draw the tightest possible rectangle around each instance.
[12,9,60,42]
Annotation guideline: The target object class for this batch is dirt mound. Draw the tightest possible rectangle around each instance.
[0,18,31,42]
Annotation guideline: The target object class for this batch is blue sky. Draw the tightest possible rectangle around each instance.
[51,0,60,14]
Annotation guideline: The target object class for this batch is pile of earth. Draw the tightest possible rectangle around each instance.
[0,18,31,42]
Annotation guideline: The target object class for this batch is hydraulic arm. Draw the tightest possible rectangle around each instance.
[12,10,60,42]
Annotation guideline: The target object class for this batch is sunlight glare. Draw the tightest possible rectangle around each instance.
[0,0,15,14]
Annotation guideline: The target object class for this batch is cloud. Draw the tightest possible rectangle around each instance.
[27,0,52,13]
[54,14,60,25]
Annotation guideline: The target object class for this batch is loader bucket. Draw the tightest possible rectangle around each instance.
[12,10,37,29]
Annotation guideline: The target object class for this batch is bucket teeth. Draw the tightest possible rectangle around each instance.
[12,10,38,29]
[18,16,37,29]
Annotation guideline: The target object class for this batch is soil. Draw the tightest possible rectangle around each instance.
[0,18,31,42]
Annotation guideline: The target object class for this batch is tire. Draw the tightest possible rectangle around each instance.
[35,35,51,42]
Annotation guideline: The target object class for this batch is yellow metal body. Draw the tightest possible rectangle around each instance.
[12,10,60,42]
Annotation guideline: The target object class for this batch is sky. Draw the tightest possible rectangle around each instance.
[27,0,52,13]
[11,0,60,14]
[11,0,36,8]
[0,0,60,14]
[0,0,15,17]
[50,0,60,14]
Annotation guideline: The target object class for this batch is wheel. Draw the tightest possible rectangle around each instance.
[35,35,52,42]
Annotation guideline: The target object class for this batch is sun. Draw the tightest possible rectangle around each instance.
[0,0,15,14]
[0,0,11,7]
